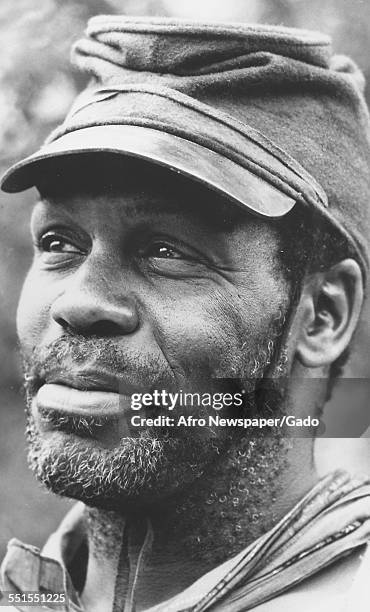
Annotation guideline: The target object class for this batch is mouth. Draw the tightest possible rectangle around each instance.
[35,383,130,418]
[34,371,135,420]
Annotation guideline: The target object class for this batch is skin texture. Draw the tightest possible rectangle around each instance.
[18,160,364,611]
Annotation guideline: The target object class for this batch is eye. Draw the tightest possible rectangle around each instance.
[145,242,184,259]
[38,232,83,254]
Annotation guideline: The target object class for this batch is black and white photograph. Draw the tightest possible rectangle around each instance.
[0,1,370,610]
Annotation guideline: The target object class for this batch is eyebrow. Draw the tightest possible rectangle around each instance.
[36,194,217,223]
[119,198,187,219]
[114,189,239,225]
[37,196,180,211]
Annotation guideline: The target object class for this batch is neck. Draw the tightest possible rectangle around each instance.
[80,434,318,612]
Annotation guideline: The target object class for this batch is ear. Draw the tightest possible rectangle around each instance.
[294,259,364,368]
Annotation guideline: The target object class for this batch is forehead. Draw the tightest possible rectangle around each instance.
[33,154,249,229]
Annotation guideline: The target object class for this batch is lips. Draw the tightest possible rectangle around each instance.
[44,371,121,393]
[35,370,138,419]
[36,383,129,418]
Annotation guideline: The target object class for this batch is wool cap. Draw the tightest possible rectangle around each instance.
[2,16,370,274]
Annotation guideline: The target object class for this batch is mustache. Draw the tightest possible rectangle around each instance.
[21,334,175,396]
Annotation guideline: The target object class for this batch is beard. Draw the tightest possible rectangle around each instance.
[26,422,212,508]
[22,312,289,510]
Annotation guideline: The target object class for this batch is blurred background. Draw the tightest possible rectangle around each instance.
[1,0,370,559]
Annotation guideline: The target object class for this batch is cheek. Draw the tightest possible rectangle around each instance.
[16,267,55,354]
[149,284,261,378]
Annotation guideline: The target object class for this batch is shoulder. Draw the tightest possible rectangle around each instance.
[252,545,370,612]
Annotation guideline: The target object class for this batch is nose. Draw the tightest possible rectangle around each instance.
[50,267,139,337]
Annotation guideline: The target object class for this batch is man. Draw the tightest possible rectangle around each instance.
[1,15,370,612]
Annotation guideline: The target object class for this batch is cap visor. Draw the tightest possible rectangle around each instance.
[1,125,295,218]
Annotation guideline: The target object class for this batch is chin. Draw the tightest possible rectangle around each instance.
[26,416,214,509]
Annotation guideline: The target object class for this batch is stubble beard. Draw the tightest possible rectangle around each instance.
[25,414,216,508]
[23,314,289,511]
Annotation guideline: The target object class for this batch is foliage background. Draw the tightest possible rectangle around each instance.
[1,0,370,559]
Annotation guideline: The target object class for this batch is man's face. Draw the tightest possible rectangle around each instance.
[18,161,290,509]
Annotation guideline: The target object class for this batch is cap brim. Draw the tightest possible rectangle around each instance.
[1,125,295,218]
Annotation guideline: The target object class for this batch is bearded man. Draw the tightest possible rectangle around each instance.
[1,15,370,612]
